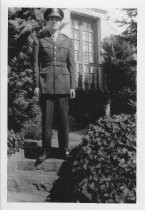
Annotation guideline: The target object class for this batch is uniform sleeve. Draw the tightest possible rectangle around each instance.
[33,38,40,88]
[67,39,76,89]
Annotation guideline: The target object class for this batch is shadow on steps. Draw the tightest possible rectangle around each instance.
[45,146,85,203]
[45,159,75,202]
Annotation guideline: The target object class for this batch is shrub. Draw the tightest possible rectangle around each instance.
[71,114,136,203]
[69,115,78,132]
[50,114,136,203]
[111,88,136,114]
[101,35,136,115]
[21,118,42,140]
[69,89,105,129]
[8,130,24,156]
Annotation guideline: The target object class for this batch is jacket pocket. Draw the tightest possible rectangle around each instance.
[61,67,69,75]
[40,67,49,74]
[60,46,67,58]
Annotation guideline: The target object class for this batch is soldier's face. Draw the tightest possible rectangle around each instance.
[47,16,61,31]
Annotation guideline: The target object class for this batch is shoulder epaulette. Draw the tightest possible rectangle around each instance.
[61,33,71,39]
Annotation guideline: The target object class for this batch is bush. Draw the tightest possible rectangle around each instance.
[8,130,24,156]
[21,118,42,140]
[69,115,78,132]
[111,88,136,114]
[50,114,136,203]
[69,89,105,129]
[101,35,136,114]
[72,114,136,202]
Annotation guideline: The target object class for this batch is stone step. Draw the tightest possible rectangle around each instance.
[7,129,87,202]
[7,191,49,202]
[8,157,65,199]
[8,169,58,194]
[17,158,65,172]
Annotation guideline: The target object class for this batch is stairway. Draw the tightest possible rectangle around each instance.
[7,129,87,202]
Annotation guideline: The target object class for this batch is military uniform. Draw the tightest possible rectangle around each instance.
[33,29,76,157]
[33,31,76,94]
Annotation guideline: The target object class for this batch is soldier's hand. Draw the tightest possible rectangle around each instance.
[70,89,76,99]
[34,88,40,97]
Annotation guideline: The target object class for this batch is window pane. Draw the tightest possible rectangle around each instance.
[74,40,79,50]
[71,29,74,38]
[74,30,79,40]
[88,23,93,32]
[89,43,94,53]
[83,42,89,52]
[74,51,80,62]
[83,22,88,31]
[89,32,94,42]
[83,32,88,42]
[74,20,79,29]
[84,65,89,73]
[89,53,94,63]
[83,53,89,63]
[71,19,74,27]
[90,66,94,73]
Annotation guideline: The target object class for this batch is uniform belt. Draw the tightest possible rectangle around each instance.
[42,61,67,67]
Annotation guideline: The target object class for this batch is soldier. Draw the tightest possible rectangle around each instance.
[33,8,76,161]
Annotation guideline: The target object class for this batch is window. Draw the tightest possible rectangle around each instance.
[71,16,97,89]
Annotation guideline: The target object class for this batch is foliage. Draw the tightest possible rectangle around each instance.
[21,112,42,140]
[101,9,137,114]
[101,35,136,114]
[8,130,24,156]
[50,114,136,203]
[70,89,105,129]
[117,9,137,47]
[71,114,136,202]
[8,8,45,132]
[8,68,36,131]
[69,116,78,132]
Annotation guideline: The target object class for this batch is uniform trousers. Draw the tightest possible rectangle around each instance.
[40,94,69,153]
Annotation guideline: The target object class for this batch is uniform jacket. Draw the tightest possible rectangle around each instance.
[33,30,76,94]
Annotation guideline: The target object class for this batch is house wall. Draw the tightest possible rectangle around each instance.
[60,8,107,91]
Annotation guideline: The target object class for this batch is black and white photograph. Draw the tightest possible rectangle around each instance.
[1,0,145,208]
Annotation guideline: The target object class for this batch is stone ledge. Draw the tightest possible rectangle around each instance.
[7,150,25,173]
[17,158,65,172]
[8,170,58,193]
[7,191,49,202]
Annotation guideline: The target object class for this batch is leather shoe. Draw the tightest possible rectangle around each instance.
[37,151,51,162]
[65,150,70,159]
[37,153,47,162]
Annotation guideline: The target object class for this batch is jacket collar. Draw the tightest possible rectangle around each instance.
[43,31,65,45]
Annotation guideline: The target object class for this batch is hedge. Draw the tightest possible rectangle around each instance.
[50,114,136,203]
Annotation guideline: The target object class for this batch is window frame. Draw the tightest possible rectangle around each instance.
[71,14,98,89]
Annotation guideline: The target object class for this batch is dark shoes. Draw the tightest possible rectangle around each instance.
[37,153,47,162]
[60,149,71,159]
[65,150,71,159]
[37,151,51,162]
[36,148,71,162]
